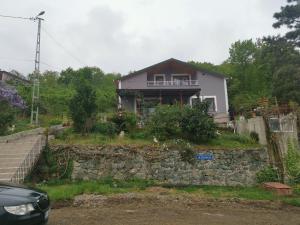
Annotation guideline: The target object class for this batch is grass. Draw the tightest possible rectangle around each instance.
[51,129,261,149]
[35,179,300,207]
[51,132,153,146]
[36,178,155,201]
[204,133,262,149]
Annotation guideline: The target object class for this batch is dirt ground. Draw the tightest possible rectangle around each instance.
[48,192,300,225]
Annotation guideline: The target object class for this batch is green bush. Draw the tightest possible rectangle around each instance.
[146,105,182,140]
[180,101,216,143]
[256,166,280,183]
[0,100,15,135]
[284,142,300,184]
[110,110,137,133]
[49,118,63,126]
[92,122,117,137]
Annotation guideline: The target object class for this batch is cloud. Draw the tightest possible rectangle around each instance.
[0,0,288,76]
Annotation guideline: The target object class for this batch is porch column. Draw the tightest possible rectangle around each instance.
[180,91,183,107]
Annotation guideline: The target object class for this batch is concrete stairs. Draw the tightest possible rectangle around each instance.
[0,135,43,183]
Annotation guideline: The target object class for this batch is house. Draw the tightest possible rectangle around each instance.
[0,70,30,85]
[116,58,229,123]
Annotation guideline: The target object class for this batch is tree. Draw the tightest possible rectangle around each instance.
[273,64,300,104]
[273,0,300,46]
[69,81,97,134]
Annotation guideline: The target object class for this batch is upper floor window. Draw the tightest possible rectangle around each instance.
[154,74,165,86]
[172,74,191,86]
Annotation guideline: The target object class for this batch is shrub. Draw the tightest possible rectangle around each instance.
[69,81,97,134]
[110,110,137,133]
[129,129,149,140]
[250,131,259,143]
[146,105,182,140]
[180,101,216,143]
[284,142,300,184]
[179,145,196,164]
[49,118,63,126]
[0,100,15,135]
[92,122,117,137]
[256,166,280,183]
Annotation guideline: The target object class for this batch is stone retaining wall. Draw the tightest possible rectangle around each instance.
[50,144,269,186]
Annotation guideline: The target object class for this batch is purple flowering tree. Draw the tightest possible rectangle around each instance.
[0,84,26,109]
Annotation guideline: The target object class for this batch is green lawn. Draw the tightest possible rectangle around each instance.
[34,179,300,207]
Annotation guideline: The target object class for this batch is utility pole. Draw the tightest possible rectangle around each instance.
[30,12,45,125]
[0,11,45,125]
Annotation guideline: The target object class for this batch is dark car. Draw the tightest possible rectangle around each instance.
[0,182,50,225]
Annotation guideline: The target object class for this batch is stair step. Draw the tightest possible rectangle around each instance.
[0,162,24,167]
[0,154,28,158]
[0,158,24,163]
[0,168,19,173]
[0,173,14,179]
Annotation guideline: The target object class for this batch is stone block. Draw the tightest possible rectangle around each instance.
[263,182,293,196]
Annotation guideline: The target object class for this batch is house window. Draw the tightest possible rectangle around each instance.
[154,74,165,86]
[203,97,217,112]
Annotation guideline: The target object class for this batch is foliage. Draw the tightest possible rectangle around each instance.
[69,81,97,134]
[273,0,300,47]
[273,64,300,104]
[284,142,300,183]
[0,83,26,109]
[109,110,137,133]
[179,145,196,164]
[92,122,118,137]
[146,104,182,140]
[250,131,259,143]
[256,166,280,183]
[180,101,216,143]
[27,144,73,182]
[0,100,15,135]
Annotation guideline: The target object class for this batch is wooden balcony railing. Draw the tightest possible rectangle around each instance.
[147,80,200,87]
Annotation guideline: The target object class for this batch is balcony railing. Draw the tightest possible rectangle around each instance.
[147,80,200,87]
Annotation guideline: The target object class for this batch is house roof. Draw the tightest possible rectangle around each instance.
[119,58,226,81]
[0,70,31,84]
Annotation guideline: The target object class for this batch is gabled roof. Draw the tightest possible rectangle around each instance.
[119,58,226,81]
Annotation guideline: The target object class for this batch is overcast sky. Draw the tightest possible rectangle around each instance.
[0,0,287,76]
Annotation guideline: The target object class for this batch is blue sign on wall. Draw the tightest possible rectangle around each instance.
[196,153,214,161]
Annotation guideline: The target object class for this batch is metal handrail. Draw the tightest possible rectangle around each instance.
[10,135,45,183]
[147,80,200,87]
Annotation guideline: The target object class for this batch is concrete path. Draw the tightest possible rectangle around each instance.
[0,135,42,182]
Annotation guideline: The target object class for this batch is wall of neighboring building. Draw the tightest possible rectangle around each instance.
[121,72,147,89]
[121,96,135,112]
[196,72,228,114]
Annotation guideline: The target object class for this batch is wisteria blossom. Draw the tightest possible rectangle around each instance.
[0,83,26,109]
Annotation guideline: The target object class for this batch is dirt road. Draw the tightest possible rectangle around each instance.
[49,204,300,225]
[48,193,300,225]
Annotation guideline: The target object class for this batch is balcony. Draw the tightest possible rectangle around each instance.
[147,80,200,87]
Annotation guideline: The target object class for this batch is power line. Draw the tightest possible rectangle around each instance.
[41,27,86,66]
[0,57,54,69]
[0,14,31,20]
